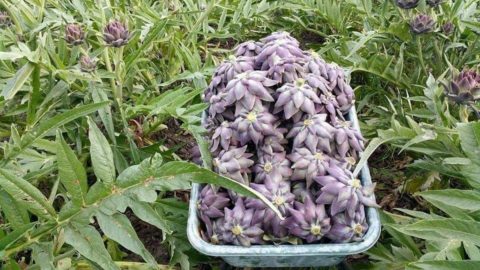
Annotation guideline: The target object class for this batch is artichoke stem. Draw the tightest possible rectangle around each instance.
[459,105,469,123]
[416,36,428,77]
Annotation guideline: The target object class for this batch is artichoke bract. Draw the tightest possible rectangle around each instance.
[65,23,85,46]
[410,14,436,34]
[234,41,263,57]
[442,21,454,36]
[103,20,130,47]
[426,0,442,7]
[395,0,419,9]
[0,11,11,28]
[200,32,378,246]
[443,69,480,105]
[79,55,96,72]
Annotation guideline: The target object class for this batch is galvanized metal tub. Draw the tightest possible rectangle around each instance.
[187,107,381,267]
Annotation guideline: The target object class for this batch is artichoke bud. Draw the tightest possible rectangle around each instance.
[0,11,12,28]
[65,23,85,46]
[103,20,130,47]
[79,55,96,72]
[395,0,419,9]
[410,14,436,34]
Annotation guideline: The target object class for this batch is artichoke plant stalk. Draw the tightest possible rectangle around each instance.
[96,2,138,160]
[415,36,428,77]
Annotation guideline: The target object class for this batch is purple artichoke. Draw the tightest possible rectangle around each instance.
[304,53,329,78]
[332,120,364,160]
[443,69,480,104]
[204,56,255,102]
[201,218,225,244]
[282,196,331,243]
[207,92,234,120]
[213,146,254,184]
[191,145,202,166]
[286,114,334,153]
[202,32,373,246]
[210,121,237,152]
[410,14,436,34]
[253,152,292,183]
[79,55,96,73]
[274,79,321,122]
[232,110,277,145]
[305,57,355,114]
[327,206,368,243]
[234,40,263,57]
[103,21,130,47]
[197,185,230,222]
[260,31,300,45]
[291,182,314,203]
[255,36,306,69]
[395,0,419,9]
[225,71,278,115]
[0,11,11,27]
[246,179,294,215]
[222,198,264,246]
[288,147,331,188]
[315,161,379,218]
[426,0,442,7]
[264,55,305,83]
[65,23,85,46]
[257,127,288,155]
[442,21,454,36]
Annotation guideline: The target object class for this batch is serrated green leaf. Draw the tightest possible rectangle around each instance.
[96,212,156,266]
[0,223,35,251]
[88,117,115,184]
[56,132,87,206]
[398,219,480,246]
[418,189,480,213]
[464,241,480,260]
[16,102,110,159]
[406,260,480,270]
[64,223,119,270]
[116,154,164,188]
[0,169,57,219]
[457,122,480,162]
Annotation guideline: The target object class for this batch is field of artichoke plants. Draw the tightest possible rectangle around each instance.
[0,0,479,269]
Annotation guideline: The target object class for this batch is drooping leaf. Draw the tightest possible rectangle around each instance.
[156,161,283,219]
[31,242,55,270]
[56,131,87,206]
[0,169,57,219]
[128,199,173,234]
[353,136,403,177]
[2,62,35,100]
[91,86,116,143]
[0,190,29,227]
[88,117,115,184]
[96,212,157,266]
[64,223,119,270]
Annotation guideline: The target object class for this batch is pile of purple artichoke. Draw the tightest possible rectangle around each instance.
[198,32,379,247]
